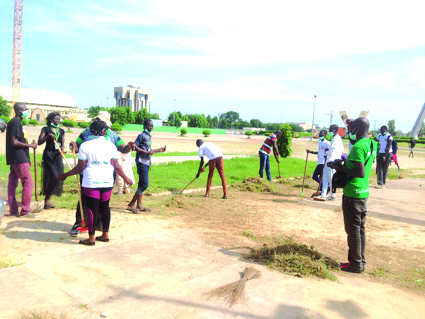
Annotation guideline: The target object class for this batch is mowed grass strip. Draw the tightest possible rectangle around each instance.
[0,155,315,209]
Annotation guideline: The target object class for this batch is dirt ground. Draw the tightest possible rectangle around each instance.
[1,128,425,318]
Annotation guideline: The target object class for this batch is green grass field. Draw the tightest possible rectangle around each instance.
[0,154,315,209]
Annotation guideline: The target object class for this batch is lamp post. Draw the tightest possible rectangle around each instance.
[280,116,283,124]
[326,110,333,128]
[310,95,316,141]
[257,114,261,129]
[106,97,109,108]
[173,99,176,127]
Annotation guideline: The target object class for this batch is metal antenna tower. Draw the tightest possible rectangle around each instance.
[12,0,24,116]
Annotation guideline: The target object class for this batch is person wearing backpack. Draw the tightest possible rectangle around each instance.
[409,138,416,157]
[329,117,377,273]
[390,138,399,170]
[374,126,393,189]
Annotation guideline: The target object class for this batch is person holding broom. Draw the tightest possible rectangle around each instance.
[306,130,330,196]
[6,103,38,218]
[126,119,166,214]
[196,139,228,199]
[58,120,133,246]
[258,130,281,181]
[37,112,65,209]
[68,111,133,236]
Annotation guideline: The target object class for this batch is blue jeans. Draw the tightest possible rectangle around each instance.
[259,151,271,181]
[312,164,324,183]
[136,163,149,195]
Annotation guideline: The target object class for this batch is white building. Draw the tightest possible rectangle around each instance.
[0,86,88,123]
[114,85,152,113]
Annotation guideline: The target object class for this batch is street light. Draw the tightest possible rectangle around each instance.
[173,99,176,127]
[326,110,333,128]
[257,114,261,129]
[106,97,109,108]
[310,95,316,141]
[280,116,283,124]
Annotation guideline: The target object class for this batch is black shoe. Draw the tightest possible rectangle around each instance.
[341,266,364,273]
[70,223,82,237]
[96,221,103,232]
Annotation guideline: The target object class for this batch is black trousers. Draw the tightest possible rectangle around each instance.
[376,152,392,185]
[342,195,368,271]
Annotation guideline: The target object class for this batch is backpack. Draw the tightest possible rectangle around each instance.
[387,135,398,154]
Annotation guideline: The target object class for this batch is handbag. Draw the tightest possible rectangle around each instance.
[332,141,374,189]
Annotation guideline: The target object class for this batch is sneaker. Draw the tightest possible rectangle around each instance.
[375,185,384,189]
[339,262,350,268]
[313,195,327,201]
[70,223,87,237]
[222,195,228,199]
[327,197,336,201]
[18,212,39,218]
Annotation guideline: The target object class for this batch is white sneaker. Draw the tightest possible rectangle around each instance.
[313,195,327,201]
[327,197,336,201]
[375,185,384,189]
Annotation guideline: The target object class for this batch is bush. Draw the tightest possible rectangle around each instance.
[29,119,38,127]
[180,128,187,136]
[264,132,271,137]
[0,115,10,124]
[110,122,122,132]
[78,122,89,129]
[277,123,292,158]
[21,119,27,125]
[245,130,253,139]
[202,129,211,137]
[62,119,75,130]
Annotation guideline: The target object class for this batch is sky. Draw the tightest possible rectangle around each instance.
[0,0,424,130]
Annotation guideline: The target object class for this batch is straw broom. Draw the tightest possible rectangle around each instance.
[206,266,261,305]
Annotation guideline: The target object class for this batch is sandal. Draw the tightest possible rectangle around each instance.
[95,236,110,242]
[79,239,95,246]
[132,207,152,214]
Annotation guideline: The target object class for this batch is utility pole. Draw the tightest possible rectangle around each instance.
[106,97,109,108]
[11,0,24,117]
[310,95,316,141]
[257,114,261,129]
[217,113,222,129]
[326,110,333,128]
[173,99,176,127]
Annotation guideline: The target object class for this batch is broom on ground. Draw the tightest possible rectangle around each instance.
[206,266,261,305]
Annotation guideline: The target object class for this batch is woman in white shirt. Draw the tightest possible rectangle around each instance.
[58,121,133,246]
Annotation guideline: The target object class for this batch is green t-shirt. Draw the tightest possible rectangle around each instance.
[343,138,377,198]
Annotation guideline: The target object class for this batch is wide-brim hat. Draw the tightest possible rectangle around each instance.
[94,111,112,127]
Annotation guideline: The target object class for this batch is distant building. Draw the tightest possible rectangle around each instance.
[0,86,88,123]
[114,85,151,113]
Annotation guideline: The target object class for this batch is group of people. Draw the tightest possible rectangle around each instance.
[3,104,416,270]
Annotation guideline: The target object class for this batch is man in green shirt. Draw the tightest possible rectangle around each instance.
[329,117,377,273]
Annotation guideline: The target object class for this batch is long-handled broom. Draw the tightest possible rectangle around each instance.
[178,162,209,194]
[206,266,261,305]
[301,152,309,196]
[311,156,327,197]
[54,140,88,232]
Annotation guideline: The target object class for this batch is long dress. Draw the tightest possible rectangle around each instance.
[40,126,65,197]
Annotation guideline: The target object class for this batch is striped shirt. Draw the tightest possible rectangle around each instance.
[259,133,277,155]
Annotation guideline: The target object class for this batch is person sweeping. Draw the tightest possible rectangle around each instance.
[58,121,133,246]
[306,130,330,196]
[196,139,228,199]
[258,130,281,181]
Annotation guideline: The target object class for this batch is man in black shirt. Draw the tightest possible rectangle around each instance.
[6,103,38,217]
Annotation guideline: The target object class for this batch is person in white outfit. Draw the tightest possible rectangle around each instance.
[314,124,344,201]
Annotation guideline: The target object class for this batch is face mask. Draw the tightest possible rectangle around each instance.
[329,132,334,137]
[319,137,325,140]
[21,110,29,118]
[383,132,387,135]
[51,123,60,128]
[349,126,359,141]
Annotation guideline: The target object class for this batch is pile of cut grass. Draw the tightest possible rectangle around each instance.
[233,177,278,193]
[162,195,198,209]
[248,237,340,280]
[16,309,69,319]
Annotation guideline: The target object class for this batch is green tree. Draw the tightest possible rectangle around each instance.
[126,107,134,124]
[0,115,11,124]
[62,119,75,131]
[87,106,101,118]
[110,122,122,132]
[289,123,305,132]
[387,119,396,135]
[0,95,11,117]
[418,121,425,137]
[180,128,187,136]
[245,130,253,139]
[277,123,292,157]
[250,119,262,128]
[110,106,128,126]
[203,129,211,137]
[78,122,89,129]
[150,113,160,120]
[211,116,218,128]
[219,118,229,129]
[168,111,182,127]
[134,108,151,125]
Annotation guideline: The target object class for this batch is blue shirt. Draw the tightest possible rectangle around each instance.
[135,130,152,166]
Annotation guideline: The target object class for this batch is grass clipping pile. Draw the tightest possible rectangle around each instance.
[233,177,278,193]
[206,266,261,306]
[248,237,340,281]
[162,195,198,209]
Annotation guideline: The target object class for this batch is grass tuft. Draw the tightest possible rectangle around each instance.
[16,309,69,319]
[247,236,339,281]
[162,195,198,209]
[0,258,24,269]
[232,177,278,193]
